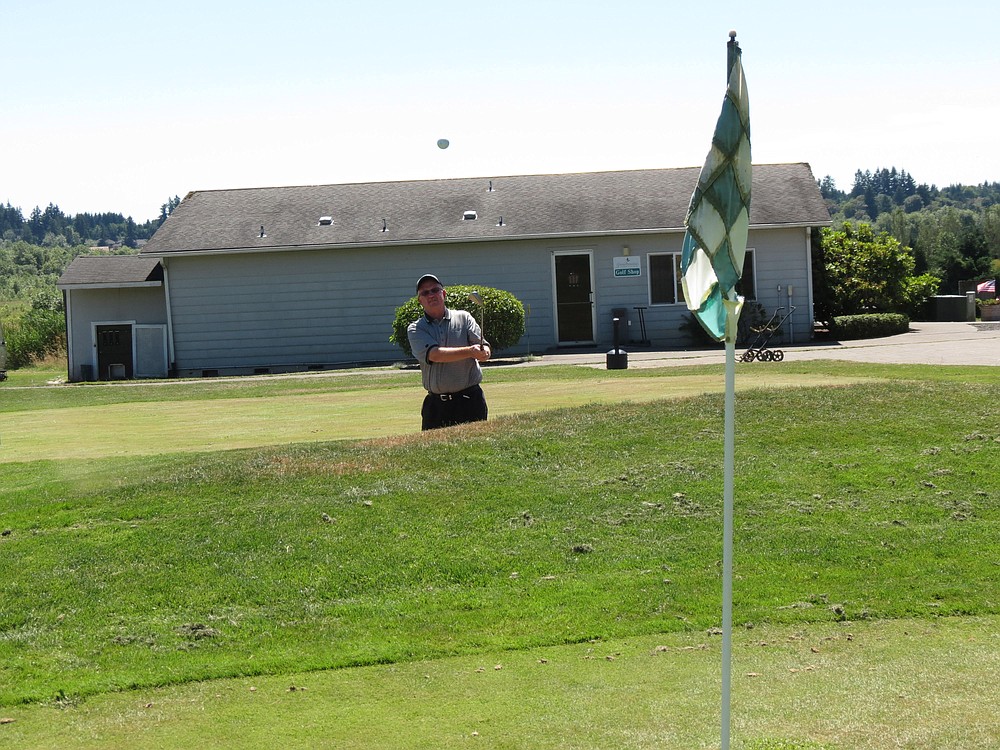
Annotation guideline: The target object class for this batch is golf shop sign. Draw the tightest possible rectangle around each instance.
[613,256,641,277]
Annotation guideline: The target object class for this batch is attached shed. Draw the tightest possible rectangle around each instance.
[58,255,167,381]
[60,164,830,380]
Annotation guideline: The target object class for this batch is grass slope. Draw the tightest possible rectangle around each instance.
[1,367,997,717]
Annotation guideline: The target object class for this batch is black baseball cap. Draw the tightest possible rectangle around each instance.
[415,274,441,292]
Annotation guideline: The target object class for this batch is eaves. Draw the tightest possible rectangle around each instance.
[144,220,828,259]
[57,281,163,290]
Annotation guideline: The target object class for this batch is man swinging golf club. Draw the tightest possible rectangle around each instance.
[407,274,490,430]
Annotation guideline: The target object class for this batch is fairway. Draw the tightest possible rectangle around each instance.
[3,616,997,749]
[2,361,996,749]
[2,372,865,462]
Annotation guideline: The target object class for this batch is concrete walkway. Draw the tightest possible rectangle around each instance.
[513,322,1000,369]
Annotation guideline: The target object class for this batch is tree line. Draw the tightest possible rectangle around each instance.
[818,168,999,294]
[2,173,999,369]
[0,196,181,248]
[0,196,181,367]
[1,195,181,302]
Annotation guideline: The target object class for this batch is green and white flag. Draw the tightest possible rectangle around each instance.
[680,38,751,343]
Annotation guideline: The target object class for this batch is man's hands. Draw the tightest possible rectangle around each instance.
[428,344,491,363]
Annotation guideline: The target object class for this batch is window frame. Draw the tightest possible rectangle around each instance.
[647,248,757,305]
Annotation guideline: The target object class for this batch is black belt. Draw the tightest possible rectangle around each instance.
[432,385,478,401]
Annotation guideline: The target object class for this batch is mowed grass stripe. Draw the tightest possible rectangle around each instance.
[4,617,998,749]
[1,373,866,462]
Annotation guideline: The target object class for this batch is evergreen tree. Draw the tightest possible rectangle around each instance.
[818,175,845,201]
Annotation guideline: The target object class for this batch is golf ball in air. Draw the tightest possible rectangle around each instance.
[437,138,450,149]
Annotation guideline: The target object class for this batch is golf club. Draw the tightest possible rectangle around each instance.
[468,290,486,351]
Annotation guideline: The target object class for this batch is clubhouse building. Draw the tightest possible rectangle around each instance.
[58,164,830,381]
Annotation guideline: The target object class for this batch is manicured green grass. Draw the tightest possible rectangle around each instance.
[1,361,998,747]
[2,369,862,461]
[2,617,997,749]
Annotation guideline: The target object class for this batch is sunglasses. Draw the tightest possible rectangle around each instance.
[418,286,444,298]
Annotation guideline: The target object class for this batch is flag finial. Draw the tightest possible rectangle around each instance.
[727,31,741,77]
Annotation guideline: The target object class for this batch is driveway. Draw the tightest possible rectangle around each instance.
[520,322,1000,369]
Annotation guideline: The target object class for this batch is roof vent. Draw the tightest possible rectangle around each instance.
[463,210,478,221]
[318,216,333,226]
[258,225,266,238]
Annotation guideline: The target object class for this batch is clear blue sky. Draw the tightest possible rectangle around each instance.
[3,0,999,222]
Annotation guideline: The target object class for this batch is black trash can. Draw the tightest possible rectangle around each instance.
[607,348,628,369]
[79,364,94,381]
[607,310,628,369]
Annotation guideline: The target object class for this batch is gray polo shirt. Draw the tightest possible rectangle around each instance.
[407,308,484,395]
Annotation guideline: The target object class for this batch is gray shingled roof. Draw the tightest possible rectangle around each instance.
[58,255,163,287]
[142,163,830,256]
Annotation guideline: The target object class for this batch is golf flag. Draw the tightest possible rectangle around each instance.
[681,34,751,343]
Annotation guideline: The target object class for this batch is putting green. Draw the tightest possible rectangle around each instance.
[2,373,866,463]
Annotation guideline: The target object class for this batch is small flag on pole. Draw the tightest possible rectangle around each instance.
[681,32,751,343]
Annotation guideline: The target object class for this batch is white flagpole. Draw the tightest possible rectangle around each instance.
[679,33,748,749]
[720,297,741,750]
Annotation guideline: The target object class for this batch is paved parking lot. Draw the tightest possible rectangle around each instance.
[523,322,1000,369]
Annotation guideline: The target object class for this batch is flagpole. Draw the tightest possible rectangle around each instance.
[677,31,748,748]
[721,34,743,750]
[721,298,739,750]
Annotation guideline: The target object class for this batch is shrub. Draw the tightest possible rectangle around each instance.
[816,223,939,321]
[390,284,525,359]
[678,312,721,348]
[901,272,941,320]
[3,310,66,368]
[831,313,909,340]
[736,301,774,345]
[979,297,1000,320]
[1,289,66,369]
[679,300,772,347]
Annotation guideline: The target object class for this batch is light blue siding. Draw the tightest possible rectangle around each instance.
[162,226,813,374]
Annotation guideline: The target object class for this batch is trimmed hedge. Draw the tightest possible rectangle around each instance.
[831,313,909,340]
[390,284,525,359]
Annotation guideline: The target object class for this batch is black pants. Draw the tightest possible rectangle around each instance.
[421,385,488,430]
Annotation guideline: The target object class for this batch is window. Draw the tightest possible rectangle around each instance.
[649,253,683,305]
[735,249,756,300]
[650,249,756,305]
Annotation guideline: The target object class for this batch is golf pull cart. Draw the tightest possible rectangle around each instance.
[740,306,796,363]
